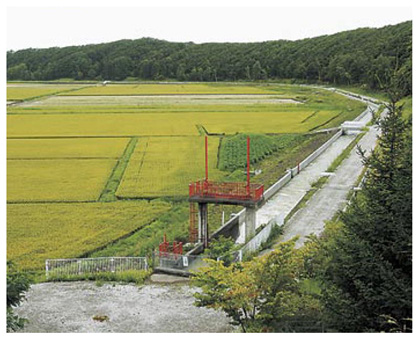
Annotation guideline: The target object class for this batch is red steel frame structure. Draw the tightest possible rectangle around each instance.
[188,136,264,246]
[189,180,264,202]
[159,233,183,258]
[189,136,264,204]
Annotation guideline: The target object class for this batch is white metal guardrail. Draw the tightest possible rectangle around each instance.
[46,256,148,279]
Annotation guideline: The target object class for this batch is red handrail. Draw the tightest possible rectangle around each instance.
[189,180,264,202]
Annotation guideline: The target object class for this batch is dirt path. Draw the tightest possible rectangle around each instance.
[13,281,233,333]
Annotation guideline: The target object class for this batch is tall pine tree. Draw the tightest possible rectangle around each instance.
[317,95,412,332]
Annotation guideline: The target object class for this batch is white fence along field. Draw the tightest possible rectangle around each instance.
[46,257,148,279]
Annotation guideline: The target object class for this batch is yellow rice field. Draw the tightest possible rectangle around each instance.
[7,200,171,270]
[116,136,225,198]
[7,110,339,137]
[7,113,198,137]
[7,138,129,159]
[7,159,117,202]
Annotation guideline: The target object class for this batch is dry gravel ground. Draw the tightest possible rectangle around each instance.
[13,280,234,333]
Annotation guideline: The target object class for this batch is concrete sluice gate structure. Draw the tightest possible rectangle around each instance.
[154,135,262,276]
[188,136,264,249]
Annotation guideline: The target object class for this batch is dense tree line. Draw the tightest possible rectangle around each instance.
[7,21,411,94]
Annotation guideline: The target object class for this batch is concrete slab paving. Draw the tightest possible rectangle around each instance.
[149,273,190,284]
[279,125,379,248]
[256,134,356,227]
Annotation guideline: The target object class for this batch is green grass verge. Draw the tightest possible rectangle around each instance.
[88,201,241,258]
[335,85,389,102]
[255,132,332,188]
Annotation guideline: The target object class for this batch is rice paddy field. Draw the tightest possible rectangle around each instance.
[7,200,171,270]
[6,82,366,271]
[7,159,117,202]
[116,136,225,198]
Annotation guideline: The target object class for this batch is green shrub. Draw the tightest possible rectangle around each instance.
[47,269,152,285]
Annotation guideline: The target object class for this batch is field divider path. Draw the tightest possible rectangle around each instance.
[98,138,138,202]
[135,138,149,186]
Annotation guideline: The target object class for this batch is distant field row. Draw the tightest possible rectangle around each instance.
[8,85,362,112]
[7,109,359,138]
[60,83,280,95]
[7,200,171,270]
[6,83,276,101]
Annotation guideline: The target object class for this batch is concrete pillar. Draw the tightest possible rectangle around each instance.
[236,206,257,244]
[237,212,246,244]
[245,206,257,241]
[198,203,209,248]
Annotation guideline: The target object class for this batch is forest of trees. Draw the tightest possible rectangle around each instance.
[7,21,412,95]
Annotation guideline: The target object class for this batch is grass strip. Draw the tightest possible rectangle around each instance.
[309,113,341,131]
[300,111,318,123]
[326,132,366,173]
[284,176,329,226]
[99,137,138,202]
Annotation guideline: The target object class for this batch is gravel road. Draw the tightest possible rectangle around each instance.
[13,281,234,333]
